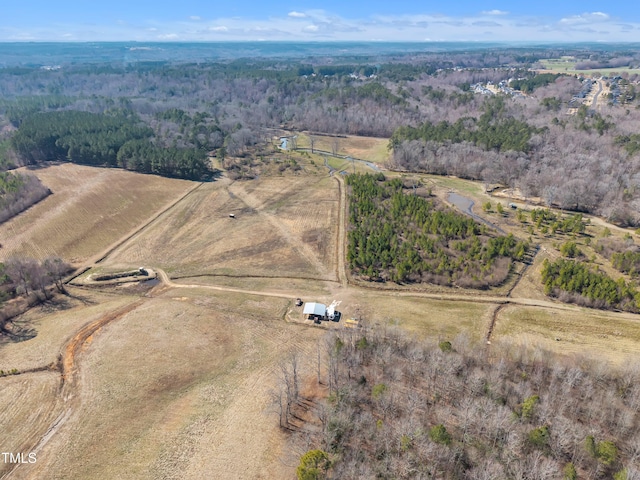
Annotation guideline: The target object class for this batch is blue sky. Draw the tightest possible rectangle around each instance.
[1,1,639,42]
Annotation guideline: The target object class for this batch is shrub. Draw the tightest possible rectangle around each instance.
[297,450,330,480]
[528,425,550,450]
[597,440,618,466]
[429,424,452,446]
[520,395,540,420]
[372,383,387,400]
[560,241,581,258]
[563,463,577,480]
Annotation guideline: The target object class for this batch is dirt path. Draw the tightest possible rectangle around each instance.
[335,175,348,286]
[155,267,640,324]
[60,299,145,390]
[156,268,295,300]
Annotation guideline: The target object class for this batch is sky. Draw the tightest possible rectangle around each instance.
[1,1,639,42]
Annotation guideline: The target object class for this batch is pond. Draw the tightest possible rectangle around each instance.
[447,192,505,234]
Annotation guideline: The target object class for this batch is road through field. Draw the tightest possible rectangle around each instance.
[335,175,348,286]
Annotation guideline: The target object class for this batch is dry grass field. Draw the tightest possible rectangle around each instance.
[341,291,494,342]
[492,304,640,365]
[296,133,390,164]
[11,290,322,480]
[0,371,61,477]
[0,163,194,264]
[105,175,339,281]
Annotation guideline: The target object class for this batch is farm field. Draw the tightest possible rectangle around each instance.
[105,174,340,281]
[0,163,195,264]
[538,58,640,76]
[295,132,390,163]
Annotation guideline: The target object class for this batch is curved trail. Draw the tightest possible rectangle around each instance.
[156,267,621,317]
[4,298,145,479]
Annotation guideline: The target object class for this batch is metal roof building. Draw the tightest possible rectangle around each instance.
[303,302,326,317]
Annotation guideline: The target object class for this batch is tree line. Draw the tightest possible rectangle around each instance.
[0,256,72,305]
[389,96,543,153]
[345,173,528,288]
[9,111,213,180]
[0,171,51,224]
[541,258,640,312]
[509,73,562,93]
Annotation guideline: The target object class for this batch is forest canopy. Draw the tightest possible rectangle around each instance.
[9,111,212,180]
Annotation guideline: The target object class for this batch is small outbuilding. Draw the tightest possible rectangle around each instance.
[303,302,326,320]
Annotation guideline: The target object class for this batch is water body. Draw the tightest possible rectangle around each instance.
[447,192,505,234]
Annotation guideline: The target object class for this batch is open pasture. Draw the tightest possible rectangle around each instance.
[0,163,194,264]
[492,304,640,365]
[105,175,340,281]
[296,133,390,164]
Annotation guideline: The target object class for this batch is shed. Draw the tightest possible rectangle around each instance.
[303,302,326,318]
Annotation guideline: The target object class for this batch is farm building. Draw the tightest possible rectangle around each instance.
[303,302,326,320]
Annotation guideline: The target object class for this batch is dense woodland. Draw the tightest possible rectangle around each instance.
[9,111,213,180]
[288,326,640,479]
[0,48,639,222]
[346,173,528,288]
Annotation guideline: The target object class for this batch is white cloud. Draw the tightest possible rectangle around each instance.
[481,10,509,16]
[288,11,306,18]
[304,25,319,32]
[189,16,201,21]
[209,26,228,32]
[560,12,610,25]
[158,33,179,39]
[472,21,502,27]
